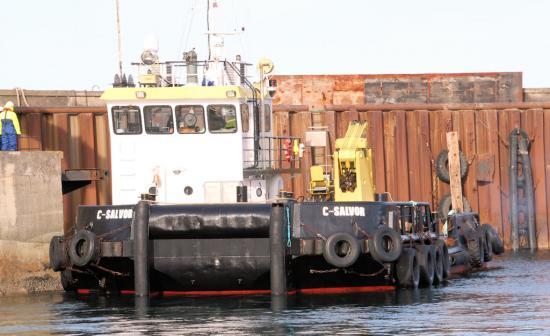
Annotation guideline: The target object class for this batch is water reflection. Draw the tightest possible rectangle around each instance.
[0,251,548,335]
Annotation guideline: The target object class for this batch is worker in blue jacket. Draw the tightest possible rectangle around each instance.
[0,101,21,151]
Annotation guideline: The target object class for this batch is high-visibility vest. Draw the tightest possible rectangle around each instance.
[0,110,21,135]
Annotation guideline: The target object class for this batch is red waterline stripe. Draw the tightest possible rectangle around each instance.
[162,289,273,296]
[78,286,395,297]
[451,264,469,275]
[298,285,395,295]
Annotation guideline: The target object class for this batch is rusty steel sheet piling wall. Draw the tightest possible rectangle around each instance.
[13,102,550,251]
[273,104,550,250]
[15,107,111,233]
[272,73,523,107]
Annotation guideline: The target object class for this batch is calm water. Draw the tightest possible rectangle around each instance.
[1,252,549,335]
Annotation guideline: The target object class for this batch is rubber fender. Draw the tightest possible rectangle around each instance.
[435,239,450,279]
[49,235,68,272]
[433,242,444,284]
[438,193,472,222]
[482,224,504,254]
[60,269,76,291]
[395,248,419,288]
[480,224,494,262]
[68,230,100,267]
[368,226,403,263]
[435,149,468,183]
[467,235,483,268]
[416,245,435,287]
[322,232,361,268]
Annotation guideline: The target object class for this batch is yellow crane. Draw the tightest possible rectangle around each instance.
[309,121,375,202]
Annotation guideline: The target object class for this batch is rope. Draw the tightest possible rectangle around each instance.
[13,87,29,107]
[90,263,129,277]
[285,206,292,247]
[354,222,370,239]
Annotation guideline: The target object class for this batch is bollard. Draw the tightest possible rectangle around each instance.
[270,203,286,297]
[133,200,150,297]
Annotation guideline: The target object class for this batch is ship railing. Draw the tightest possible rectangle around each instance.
[130,59,252,87]
[242,136,301,175]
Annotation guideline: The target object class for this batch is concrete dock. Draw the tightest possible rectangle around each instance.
[0,151,64,295]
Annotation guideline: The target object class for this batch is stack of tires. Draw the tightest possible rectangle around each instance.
[49,230,101,291]
[394,240,450,288]
[322,226,404,268]
[467,222,504,268]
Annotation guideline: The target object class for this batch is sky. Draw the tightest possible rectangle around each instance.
[2,0,550,90]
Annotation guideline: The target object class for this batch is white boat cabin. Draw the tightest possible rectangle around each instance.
[101,83,298,205]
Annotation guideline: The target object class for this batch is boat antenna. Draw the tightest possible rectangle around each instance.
[207,0,212,61]
[115,0,123,77]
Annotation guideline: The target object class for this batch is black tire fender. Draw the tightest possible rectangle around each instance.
[433,242,444,284]
[68,230,100,267]
[438,193,472,221]
[61,269,76,291]
[416,245,435,287]
[467,235,483,268]
[395,248,419,288]
[435,239,450,279]
[480,224,494,262]
[322,232,361,268]
[49,235,68,272]
[435,149,468,183]
[369,226,403,263]
[482,223,504,255]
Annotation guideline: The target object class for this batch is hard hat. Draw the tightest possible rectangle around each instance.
[4,101,14,111]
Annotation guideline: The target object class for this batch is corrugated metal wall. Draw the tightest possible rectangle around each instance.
[273,103,550,250]
[15,103,550,250]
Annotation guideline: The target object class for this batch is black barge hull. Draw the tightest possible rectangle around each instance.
[50,200,501,296]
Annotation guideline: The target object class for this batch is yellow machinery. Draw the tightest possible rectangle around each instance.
[309,121,375,202]
[309,165,331,200]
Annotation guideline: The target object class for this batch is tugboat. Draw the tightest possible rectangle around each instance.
[48,13,503,297]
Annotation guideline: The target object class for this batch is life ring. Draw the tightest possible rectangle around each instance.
[49,235,68,272]
[435,239,450,279]
[416,245,435,286]
[438,193,472,221]
[368,226,403,263]
[435,149,468,183]
[68,230,100,267]
[322,232,361,268]
[395,248,420,288]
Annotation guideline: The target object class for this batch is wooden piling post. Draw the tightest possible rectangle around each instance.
[446,132,464,212]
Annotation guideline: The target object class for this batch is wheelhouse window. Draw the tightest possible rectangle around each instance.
[144,105,174,134]
[175,105,205,134]
[240,104,249,133]
[263,104,271,132]
[207,105,237,133]
[112,106,142,134]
